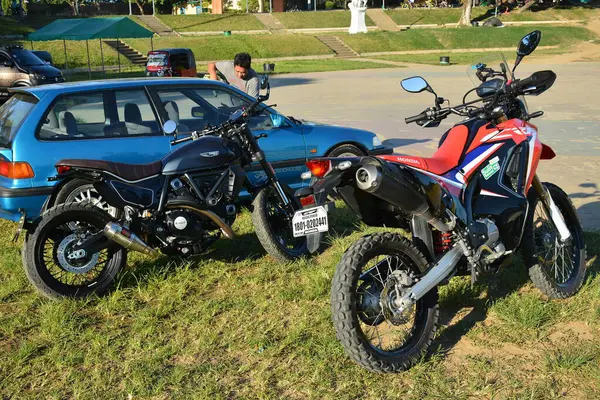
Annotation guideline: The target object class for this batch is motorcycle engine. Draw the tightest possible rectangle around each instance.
[166,210,204,239]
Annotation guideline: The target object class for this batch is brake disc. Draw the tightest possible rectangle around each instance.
[57,234,100,274]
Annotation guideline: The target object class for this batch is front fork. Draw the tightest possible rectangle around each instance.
[532,175,571,242]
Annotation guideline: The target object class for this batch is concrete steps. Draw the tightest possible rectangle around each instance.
[103,40,148,65]
[138,15,179,37]
[315,35,359,58]
[254,13,288,34]
[366,9,400,32]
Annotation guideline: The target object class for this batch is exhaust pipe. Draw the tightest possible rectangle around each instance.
[104,222,157,256]
[355,162,453,232]
[168,205,235,239]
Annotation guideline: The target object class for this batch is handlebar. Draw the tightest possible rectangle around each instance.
[405,111,428,124]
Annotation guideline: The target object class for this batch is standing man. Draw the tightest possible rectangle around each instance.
[208,52,260,98]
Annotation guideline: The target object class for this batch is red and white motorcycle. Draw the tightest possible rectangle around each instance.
[293,30,586,372]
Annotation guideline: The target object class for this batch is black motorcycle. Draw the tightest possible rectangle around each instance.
[21,81,310,299]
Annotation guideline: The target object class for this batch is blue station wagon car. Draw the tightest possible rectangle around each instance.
[0,77,391,225]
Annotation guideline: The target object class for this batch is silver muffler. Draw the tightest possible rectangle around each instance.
[104,222,157,256]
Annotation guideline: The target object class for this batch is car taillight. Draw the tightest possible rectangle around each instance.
[56,165,71,175]
[306,159,331,178]
[0,161,34,179]
[300,194,316,207]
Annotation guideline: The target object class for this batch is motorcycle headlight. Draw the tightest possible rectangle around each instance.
[372,135,383,147]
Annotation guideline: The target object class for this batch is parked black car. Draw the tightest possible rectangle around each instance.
[0,45,64,103]
[32,50,53,66]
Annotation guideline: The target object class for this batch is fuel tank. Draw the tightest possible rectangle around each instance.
[162,136,237,175]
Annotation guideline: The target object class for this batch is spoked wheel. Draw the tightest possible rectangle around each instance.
[331,232,439,373]
[23,203,126,299]
[55,179,120,218]
[252,184,308,263]
[523,183,586,298]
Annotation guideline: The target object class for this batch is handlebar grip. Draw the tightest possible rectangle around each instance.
[171,136,193,145]
[405,111,428,124]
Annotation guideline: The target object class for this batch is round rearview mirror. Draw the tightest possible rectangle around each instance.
[230,109,244,121]
[401,76,430,93]
[517,30,542,57]
[163,120,177,135]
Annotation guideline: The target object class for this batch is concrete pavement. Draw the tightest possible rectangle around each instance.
[268,62,600,229]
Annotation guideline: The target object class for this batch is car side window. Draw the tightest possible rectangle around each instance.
[192,88,285,131]
[38,89,161,140]
[0,53,12,65]
[156,88,221,133]
[39,93,105,140]
[115,90,161,136]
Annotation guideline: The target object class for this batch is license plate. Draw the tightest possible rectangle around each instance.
[292,206,329,238]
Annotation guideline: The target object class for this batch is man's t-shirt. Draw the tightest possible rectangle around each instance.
[215,61,260,98]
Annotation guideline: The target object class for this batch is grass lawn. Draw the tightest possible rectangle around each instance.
[0,15,149,37]
[66,59,394,82]
[273,10,375,28]
[385,6,600,26]
[128,34,333,61]
[370,49,558,66]
[385,6,490,26]
[157,14,266,32]
[1,203,600,398]
[335,25,596,53]
[22,40,133,70]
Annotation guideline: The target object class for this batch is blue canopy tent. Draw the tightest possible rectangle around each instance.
[28,17,154,78]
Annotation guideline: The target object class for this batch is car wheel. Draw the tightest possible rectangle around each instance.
[327,144,365,158]
[54,179,120,218]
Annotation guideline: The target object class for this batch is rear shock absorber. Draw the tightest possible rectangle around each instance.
[433,230,453,255]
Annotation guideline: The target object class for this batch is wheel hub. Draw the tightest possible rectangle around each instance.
[357,280,384,326]
[57,234,99,274]
[381,270,415,326]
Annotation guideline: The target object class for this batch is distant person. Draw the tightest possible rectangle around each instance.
[208,52,260,98]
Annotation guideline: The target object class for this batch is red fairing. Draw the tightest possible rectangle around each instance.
[378,125,469,175]
[540,143,556,160]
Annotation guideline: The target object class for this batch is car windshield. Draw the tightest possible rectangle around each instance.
[0,94,38,147]
[10,49,45,67]
[147,53,168,67]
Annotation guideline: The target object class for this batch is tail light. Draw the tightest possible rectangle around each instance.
[0,161,34,179]
[56,165,71,175]
[306,159,331,179]
[300,194,316,207]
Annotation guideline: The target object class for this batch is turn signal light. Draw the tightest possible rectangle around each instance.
[56,165,72,175]
[0,161,34,179]
[306,159,331,179]
[300,195,316,207]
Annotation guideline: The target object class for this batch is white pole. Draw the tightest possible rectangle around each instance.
[152,0,156,15]
[269,0,272,12]
[129,0,132,15]
[246,0,248,12]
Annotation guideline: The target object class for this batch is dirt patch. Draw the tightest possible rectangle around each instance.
[531,20,600,64]
[548,321,595,343]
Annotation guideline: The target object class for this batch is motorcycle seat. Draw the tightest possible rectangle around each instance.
[56,159,162,182]
[378,125,469,175]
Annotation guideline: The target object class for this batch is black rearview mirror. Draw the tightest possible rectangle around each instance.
[260,74,269,90]
[517,30,542,57]
[401,76,431,94]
